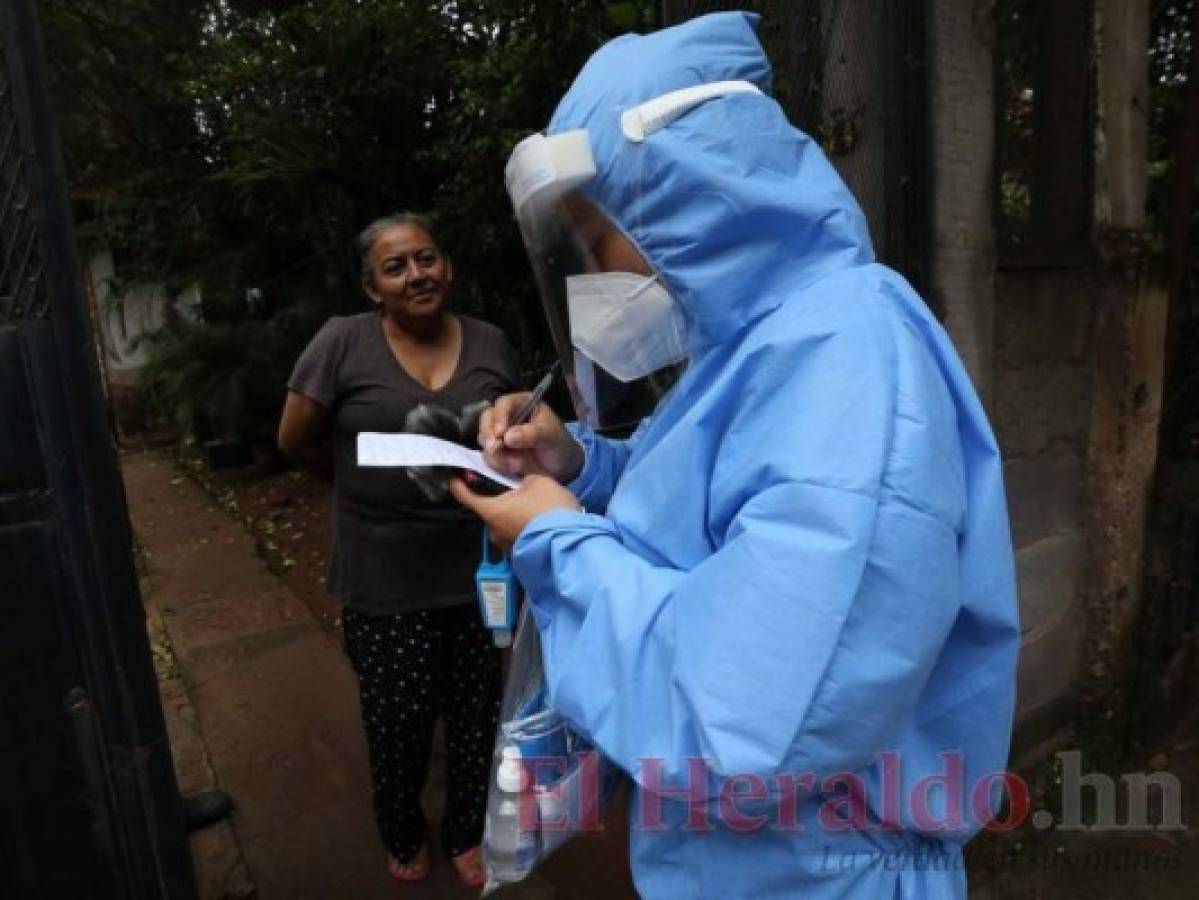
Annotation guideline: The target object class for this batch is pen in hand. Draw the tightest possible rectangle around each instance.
[488,361,559,454]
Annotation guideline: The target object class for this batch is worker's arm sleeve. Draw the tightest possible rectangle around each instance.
[512,319,963,792]
[564,420,644,514]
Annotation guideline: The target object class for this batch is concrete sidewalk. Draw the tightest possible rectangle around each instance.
[122,449,635,900]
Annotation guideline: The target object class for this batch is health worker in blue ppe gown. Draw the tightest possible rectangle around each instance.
[449,11,1020,899]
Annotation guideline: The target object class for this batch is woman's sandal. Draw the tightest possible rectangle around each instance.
[451,846,486,889]
[387,846,431,882]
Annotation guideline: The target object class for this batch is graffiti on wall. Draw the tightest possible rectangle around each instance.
[89,250,200,386]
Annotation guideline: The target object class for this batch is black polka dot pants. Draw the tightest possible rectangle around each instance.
[343,604,500,863]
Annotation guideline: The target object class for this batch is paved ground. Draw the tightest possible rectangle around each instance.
[122,448,636,900]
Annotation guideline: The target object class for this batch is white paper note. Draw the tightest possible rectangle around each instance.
[356,432,520,489]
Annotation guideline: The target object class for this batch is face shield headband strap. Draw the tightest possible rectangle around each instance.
[504,80,764,215]
[620,80,763,143]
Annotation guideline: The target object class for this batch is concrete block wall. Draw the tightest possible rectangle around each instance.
[993,269,1095,725]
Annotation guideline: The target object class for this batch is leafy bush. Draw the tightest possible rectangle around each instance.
[138,303,325,444]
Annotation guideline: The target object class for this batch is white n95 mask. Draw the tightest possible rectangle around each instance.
[566,272,687,383]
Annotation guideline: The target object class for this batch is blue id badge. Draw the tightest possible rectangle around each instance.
[476,525,518,647]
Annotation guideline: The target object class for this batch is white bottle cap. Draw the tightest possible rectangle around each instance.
[497,745,527,793]
[535,784,564,823]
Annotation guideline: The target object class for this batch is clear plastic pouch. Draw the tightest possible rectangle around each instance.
[482,604,624,894]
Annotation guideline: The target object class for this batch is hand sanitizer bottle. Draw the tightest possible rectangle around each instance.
[485,745,539,879]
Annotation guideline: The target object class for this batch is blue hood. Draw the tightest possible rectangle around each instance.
[547,11,875,350]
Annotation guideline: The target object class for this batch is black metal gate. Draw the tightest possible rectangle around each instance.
[661,0,930,294]
[0,1,195,897]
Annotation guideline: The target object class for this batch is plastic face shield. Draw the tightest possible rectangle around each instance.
[505,131,681,433]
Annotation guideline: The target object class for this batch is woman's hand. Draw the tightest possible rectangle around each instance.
[479,393,585,484]
[449,474,580,550]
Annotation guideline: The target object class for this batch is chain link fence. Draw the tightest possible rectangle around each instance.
[661,0,929,292]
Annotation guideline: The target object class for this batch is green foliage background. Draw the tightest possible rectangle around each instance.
[43,0,658,440]
[1150,0,1199,452]
[1151,2,1192,228]
[49,1,1187,443]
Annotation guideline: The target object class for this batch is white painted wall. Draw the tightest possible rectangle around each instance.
[89,250,201,387]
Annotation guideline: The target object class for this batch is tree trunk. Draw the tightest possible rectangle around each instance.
[929,0,996,401]
[821,0,886,255]
[1079,0,1164,728]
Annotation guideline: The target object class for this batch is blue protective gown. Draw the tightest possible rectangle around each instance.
[510,12,1020,899]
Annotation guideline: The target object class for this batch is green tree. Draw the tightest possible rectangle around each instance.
[45,1,637,322]
[43,0,645,439]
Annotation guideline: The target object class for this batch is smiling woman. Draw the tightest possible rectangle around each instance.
[359,213,454,336]
[275,213,520,888]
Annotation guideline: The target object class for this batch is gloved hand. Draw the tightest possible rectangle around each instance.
[403,400,491,501]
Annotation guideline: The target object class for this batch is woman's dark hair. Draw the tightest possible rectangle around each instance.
[356,212,437,286]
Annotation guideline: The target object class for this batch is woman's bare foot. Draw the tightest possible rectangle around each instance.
[387,845,430,882]
[451,845,486,888]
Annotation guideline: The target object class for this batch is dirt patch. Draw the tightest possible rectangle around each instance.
[174,450,343,641]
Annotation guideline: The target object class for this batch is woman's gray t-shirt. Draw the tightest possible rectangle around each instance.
[288,311,519,614]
